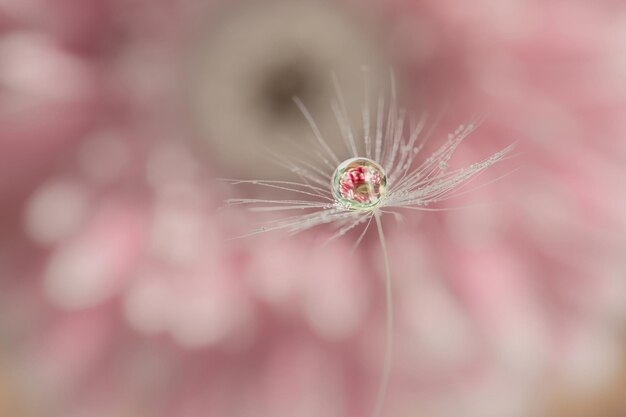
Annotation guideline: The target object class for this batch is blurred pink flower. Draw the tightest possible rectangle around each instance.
[1,1,626,417]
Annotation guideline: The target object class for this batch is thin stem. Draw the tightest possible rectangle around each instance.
[371,213,393,417]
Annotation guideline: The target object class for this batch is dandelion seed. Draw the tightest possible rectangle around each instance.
[224,70,514,417]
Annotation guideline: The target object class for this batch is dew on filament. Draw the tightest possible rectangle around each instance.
[331,157,387,209]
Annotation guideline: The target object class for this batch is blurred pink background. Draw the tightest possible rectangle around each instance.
[1,1,626,417]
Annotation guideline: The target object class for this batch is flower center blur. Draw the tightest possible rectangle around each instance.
[332,158,387,208]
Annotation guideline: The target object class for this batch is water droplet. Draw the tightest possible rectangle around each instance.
[331,157,387,209]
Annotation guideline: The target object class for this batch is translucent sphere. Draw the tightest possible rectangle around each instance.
[332,158,387,208]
